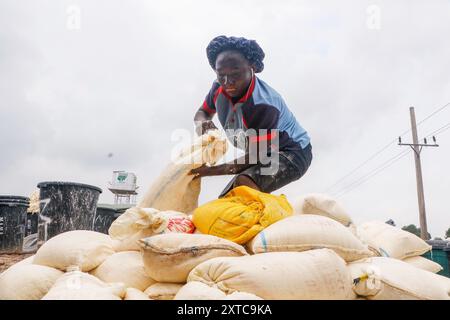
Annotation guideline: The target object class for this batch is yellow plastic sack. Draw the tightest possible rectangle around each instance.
[192,186,293,244]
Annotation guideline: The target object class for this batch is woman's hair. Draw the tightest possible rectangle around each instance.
[206,35,265,73]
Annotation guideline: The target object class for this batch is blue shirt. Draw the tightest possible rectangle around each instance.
[201,75,311,154]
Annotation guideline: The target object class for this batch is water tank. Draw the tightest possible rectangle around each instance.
[109,171,137,192]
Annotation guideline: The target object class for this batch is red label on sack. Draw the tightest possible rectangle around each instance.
[166,217,195,233]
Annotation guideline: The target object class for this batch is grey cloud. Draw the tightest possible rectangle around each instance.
[0,0,449,237]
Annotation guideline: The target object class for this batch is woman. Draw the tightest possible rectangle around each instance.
[190,35,312,198]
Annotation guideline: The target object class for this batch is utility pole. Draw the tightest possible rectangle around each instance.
[398,107,439,240]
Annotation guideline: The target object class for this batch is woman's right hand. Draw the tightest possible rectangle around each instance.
[195,120,218,136]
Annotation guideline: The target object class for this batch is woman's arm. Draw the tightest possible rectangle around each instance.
[189,154,254,177]
[194,108,218,136]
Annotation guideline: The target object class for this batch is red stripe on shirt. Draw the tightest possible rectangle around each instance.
[213,87,221,104]
[218,86,232,101]
[202,100,215,115]
[249,131,278,143]
[238,75,256,103]
[242,115,248,128]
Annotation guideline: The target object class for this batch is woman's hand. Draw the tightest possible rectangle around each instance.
[189,165,210,178]
[190,151,258,178]
[195,120,218,136]
[189,164,236,177]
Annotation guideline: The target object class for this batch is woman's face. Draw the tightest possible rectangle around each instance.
[215,50,253,98]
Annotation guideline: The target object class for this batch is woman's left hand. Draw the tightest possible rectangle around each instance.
[189,164,228,177]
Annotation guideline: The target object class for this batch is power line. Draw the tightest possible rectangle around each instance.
[424,122,450,138]
[334,149,410,198]
[434,124,450,136]
[416,102,450,127]
[324,140,396,193]
[334,109,449,199]
[323,102,450,193]
[331,149,409,197]
[324,129,411,194]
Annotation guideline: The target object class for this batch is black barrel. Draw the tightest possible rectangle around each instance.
[0,196,30,204]
[25,212,39,237]
[0,196,29,253]
[37,181,102,244]
[23,212,39,253]
[93,206,122,234]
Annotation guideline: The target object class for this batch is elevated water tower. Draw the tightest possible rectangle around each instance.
[108,171,139,204]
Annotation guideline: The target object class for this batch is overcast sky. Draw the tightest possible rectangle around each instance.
[1,0,449,238]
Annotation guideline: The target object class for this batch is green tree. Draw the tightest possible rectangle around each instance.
[402,224,431,239]
[446,227,450,239]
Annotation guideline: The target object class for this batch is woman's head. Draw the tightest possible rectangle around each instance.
[206,36,265,98]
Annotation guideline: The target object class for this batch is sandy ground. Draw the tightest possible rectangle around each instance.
[0,253,34,274]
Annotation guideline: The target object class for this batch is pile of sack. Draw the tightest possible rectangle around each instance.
[2,194,449,300]
[1,130,449,300]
